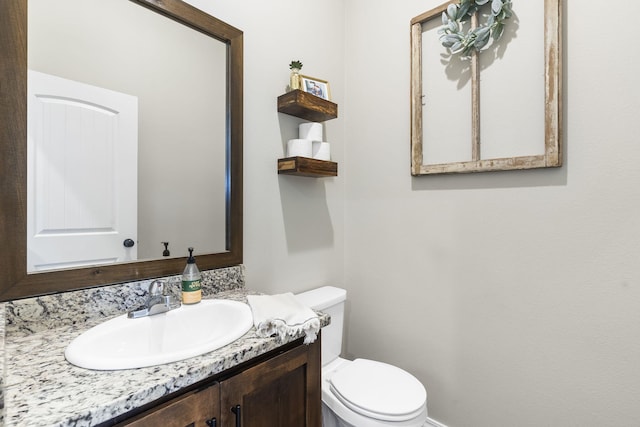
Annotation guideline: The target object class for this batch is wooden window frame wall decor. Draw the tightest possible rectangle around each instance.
[410,0,562,175]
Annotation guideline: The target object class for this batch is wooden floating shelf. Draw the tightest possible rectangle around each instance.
[277,90,338,122]
[277,157,338,177]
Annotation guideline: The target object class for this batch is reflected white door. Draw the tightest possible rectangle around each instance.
[27,70,138,272]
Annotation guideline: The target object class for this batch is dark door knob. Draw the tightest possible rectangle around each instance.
[123,238,135,248]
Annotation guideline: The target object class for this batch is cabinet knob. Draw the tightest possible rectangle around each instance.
[231,405,241,427]
[205,418,217,427]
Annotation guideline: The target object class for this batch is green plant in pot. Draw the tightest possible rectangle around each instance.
[289,60,303,90]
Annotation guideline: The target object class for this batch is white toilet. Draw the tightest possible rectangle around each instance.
[296,286,428,427]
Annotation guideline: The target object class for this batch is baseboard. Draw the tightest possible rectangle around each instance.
[425,416,448,427]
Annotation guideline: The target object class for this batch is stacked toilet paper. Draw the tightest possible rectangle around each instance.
[286,122,331,161]
[299,122,323,141]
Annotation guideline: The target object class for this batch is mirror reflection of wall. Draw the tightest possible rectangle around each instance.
[27,0,228,271]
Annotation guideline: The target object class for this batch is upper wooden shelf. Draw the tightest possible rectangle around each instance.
[277,90,338,122]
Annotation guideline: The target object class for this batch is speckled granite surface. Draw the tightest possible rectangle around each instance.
[5,265,246,337]
[2,266,328,427]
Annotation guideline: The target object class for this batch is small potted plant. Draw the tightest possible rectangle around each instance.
[289,60,303,91]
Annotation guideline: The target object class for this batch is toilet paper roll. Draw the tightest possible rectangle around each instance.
[299,122,323,141]
[287,139,313,158]
[312,141,331,161]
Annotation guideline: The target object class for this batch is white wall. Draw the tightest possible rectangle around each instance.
[25,0,640,423]
[185,0,347,294]
[175,1,640,425]
[344,1,640,426]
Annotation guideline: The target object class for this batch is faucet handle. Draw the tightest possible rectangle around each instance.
[148,279,165,297]
[129,279,179,318]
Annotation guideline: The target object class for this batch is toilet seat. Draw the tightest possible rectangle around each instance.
[328,358,427,422]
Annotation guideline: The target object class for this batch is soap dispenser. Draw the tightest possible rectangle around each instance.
[181,247,202,304]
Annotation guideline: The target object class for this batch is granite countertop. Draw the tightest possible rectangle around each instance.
[3,289,328,427]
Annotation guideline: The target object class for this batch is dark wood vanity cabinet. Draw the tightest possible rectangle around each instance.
[119,384,220,427]
[116,337,321,427]
[220,337,321,426]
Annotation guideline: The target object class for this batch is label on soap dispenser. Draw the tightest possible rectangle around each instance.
[182,279,202,304]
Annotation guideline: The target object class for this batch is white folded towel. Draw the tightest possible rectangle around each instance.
[247,292,320,344]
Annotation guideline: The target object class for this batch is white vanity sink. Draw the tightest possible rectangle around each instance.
[65,299,253,370]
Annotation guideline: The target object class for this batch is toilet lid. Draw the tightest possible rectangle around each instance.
[329,358,426,422]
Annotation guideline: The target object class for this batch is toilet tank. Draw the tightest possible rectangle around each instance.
[295,286,346,367]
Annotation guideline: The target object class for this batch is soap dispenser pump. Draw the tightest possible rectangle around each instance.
[181,247,202,304]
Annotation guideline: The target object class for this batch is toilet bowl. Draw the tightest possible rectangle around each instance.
[295,286,428,427]
[322,357,428,427]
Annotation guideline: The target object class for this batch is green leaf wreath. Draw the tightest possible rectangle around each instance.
[438,0,513,57]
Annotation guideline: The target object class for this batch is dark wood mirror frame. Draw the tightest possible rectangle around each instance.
[0,0,243,301]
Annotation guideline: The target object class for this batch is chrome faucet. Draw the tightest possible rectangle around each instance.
[128,280,181,318]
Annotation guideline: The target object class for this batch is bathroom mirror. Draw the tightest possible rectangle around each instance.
[27,0,228,272]
[0,0,243,300]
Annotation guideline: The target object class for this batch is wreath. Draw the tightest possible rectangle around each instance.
[438,0,513,57]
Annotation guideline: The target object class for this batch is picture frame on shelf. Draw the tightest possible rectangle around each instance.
[300,75,331,100]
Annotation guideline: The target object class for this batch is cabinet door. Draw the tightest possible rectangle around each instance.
[119,382,220,427]
[220,337,321,427]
